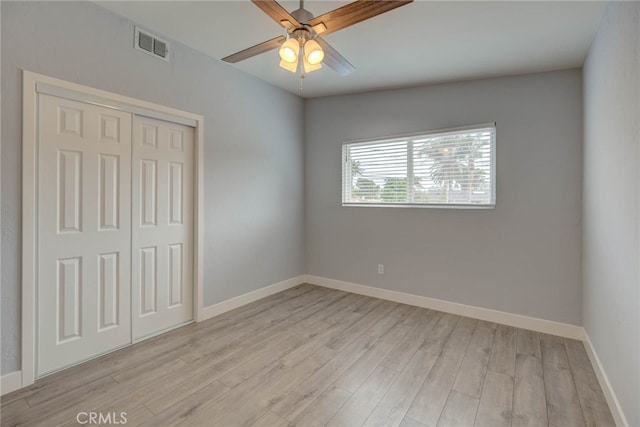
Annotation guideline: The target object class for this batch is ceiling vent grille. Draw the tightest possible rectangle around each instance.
[135,27,169,61]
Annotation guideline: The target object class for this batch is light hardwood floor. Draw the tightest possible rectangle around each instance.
[1,284,615,426]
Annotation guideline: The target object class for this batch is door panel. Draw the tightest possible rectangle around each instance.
[132,116,194,339]
[38,95,132,376]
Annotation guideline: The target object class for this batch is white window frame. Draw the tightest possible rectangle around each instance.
[342,123,496,209]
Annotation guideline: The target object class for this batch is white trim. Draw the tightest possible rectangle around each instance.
[200,276,306,321]
[1,371,23,396]
[10,269,624,423]
[22,71,38,388]
[193,121,205,322]
[36,83,194,127]
[582,332,630,427]
[21,70,205,387]
[342,122,497,146]
[304,275,584,340]
[26,72,202,121]
[342,203,495,210]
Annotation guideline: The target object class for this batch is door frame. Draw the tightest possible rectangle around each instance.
[21,70,205,387]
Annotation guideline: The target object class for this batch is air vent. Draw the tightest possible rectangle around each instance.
[153,39,167,58]
[135,27,169,61]
[138,31,153,52]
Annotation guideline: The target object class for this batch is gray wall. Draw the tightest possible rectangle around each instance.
[305,70,583,325]
[1,1,305,374]
[583,2,640,425]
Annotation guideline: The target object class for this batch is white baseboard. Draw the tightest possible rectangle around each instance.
[1,370,23,396]
[4,274,626,426]
[200,275,305,321]
[582,332,629,427]
[304,275,584,340]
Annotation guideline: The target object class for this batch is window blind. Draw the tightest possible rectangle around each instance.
[342,125,496,207]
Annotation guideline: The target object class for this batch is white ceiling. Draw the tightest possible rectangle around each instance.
[96,1,606,98]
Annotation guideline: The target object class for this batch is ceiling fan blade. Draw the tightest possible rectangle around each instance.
[309,0,413,36]
[316,37,355,76]
[221,35,286,63]
[251,0,301,28]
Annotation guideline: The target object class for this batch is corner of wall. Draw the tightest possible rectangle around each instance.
[582,332,630,427]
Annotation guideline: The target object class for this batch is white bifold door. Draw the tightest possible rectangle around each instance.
[131,116,193,340]
[37,94,194,376]
[38,95,133,376]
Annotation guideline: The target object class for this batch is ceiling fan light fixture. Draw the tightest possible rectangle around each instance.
[304,39,324,65]
[222,0,413,78]
[279,37,299,63]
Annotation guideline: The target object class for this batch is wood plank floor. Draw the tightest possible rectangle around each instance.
[0,284,615,427]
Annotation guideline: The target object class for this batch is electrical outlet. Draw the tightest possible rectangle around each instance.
[378,264,384,275]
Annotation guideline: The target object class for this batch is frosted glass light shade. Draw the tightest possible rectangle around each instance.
[303,56,322,73]
[279,38,299,63]
[279,59,298,73]
[304,39,324,65]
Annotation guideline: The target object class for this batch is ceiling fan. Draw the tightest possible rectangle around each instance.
[222,0,413,76]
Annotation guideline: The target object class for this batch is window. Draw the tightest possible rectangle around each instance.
[342,124,496,208]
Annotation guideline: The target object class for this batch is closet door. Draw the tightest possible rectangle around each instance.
[37,94,132,376]
[132,116,194,340]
